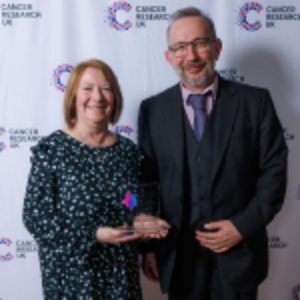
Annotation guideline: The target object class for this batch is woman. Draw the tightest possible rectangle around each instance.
[23,59,161,299]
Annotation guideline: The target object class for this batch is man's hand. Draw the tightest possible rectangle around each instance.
[96,227,142,244]
[195,220,243,253]
[142,252,160,283]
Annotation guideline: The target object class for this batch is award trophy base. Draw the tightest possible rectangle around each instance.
[119,215,168,234]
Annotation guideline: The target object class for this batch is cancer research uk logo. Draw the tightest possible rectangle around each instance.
[289,284,300,300]
[1,3,42,27]
[0,127,42,150]
[236,2,264,32]
[51,64,74,92]
[0,142,6,152]
[237,3,300,31]
[105,1,133,31]
[0,238,37,261]
[104,1,169,30]
[284,128,295,141]
[268,236,287,249]
[113,125,134,136]
[218,68,244,83]
[0,127,6,136]
[0,238,13,262]
[0,127,6,153]
[15,240,38,258]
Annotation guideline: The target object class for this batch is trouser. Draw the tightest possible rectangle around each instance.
[168,243,257,300]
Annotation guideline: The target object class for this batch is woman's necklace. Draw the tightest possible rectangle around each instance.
[98,153,104,163]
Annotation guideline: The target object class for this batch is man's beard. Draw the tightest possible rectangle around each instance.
[176,61,215,88]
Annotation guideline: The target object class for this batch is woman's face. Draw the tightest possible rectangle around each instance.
[75,67,114,128]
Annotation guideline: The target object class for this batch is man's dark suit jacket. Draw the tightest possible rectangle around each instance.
[138,76,288,293]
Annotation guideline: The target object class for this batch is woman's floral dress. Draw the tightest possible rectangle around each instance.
[23,130,146,300]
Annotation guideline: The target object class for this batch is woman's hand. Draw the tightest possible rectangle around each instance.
[96,227,142,244]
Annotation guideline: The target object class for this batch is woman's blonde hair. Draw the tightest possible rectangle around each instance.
[64,59,123,128]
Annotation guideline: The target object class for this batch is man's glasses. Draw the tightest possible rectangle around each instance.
[168,37,216,58]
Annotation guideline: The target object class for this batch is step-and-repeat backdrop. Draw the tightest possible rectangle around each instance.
[0,0,299,299]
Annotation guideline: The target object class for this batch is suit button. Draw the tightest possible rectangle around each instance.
[200,216,206,221]
[199,196,204,201]
[198,175,203,180]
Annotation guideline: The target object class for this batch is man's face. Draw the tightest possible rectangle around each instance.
[166,16,222,90]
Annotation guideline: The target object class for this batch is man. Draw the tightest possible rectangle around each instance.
[138,6,287,300]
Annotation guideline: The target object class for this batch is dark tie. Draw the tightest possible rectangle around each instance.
[188,92,210,142]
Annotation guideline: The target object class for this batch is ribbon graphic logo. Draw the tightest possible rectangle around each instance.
[51,64,74,92]
[0,238,13,262]
[237,2,264,32]
[296,184,300,201]
[113,125,134,136]
[0,142,6,153]
[0,128,6,136]
[289,284,300,300]
[105,1,133,31]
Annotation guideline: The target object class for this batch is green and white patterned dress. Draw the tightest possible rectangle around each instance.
[23,130,145,300]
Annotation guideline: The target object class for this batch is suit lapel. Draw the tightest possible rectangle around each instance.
[208,77,240,184]
[162,84,185,176]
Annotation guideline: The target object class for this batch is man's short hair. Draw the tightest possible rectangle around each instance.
[167,7,217,43]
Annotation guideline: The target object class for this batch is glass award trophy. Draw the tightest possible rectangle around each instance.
[117,182,168,234]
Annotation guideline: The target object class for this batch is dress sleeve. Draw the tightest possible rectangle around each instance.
[23,142,98,256]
